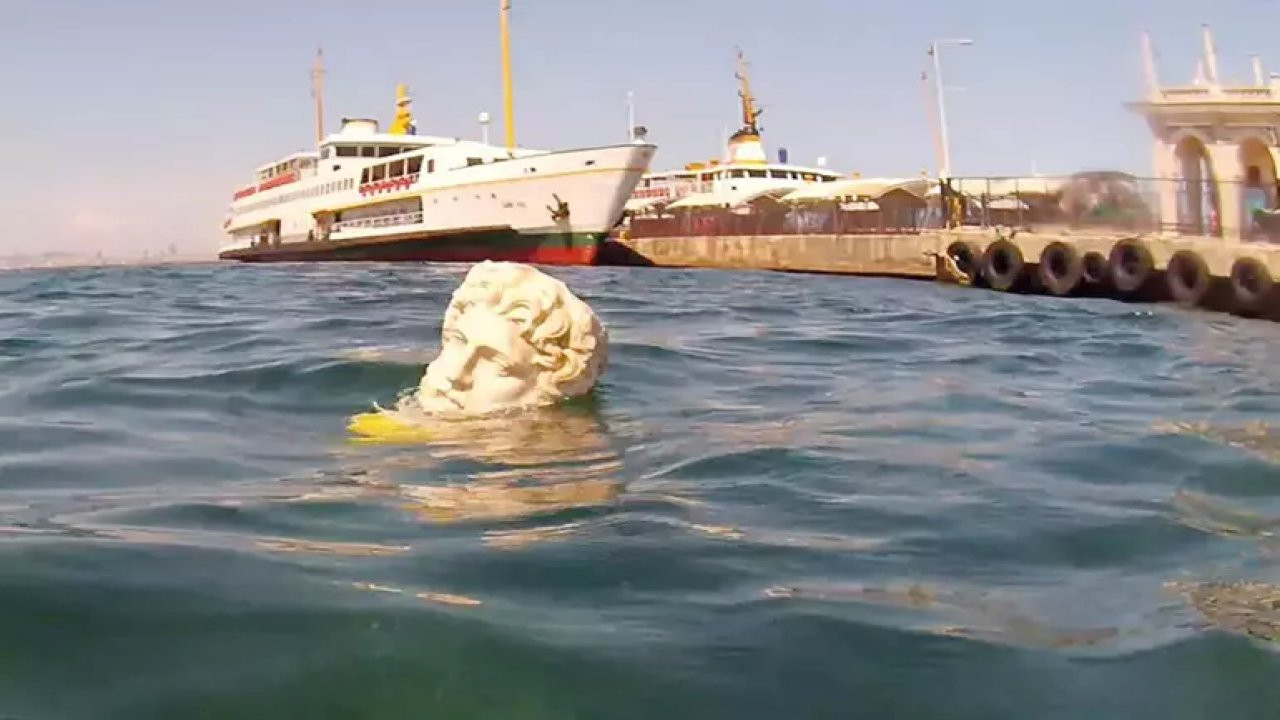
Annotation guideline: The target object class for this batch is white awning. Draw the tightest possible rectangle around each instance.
[624,196,665,212]
[781,177,931,203]
[926,177,1065,198]
[839,199,881,211]
[666,185,793,209]
[986,197,1028,210]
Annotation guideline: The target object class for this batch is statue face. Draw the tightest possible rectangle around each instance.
[411,261,608,417]
[417,303,542,415]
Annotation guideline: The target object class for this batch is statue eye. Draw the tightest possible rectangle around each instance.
[484,348,517,375]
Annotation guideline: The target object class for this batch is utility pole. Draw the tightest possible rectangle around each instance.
[929,38,973,179]
[500,0,515,149]
[310,47,325,145]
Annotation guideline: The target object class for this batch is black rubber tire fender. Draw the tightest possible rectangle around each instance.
[1108,238,1154,294]
[981,239,1025,292]
[1165,249,1212,307]
[1037,241,1083,296]
[1230,256,1274,314]
[1081,251,1108,286]
[944,240,984,284]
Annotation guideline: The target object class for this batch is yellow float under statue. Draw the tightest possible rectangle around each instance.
[348,260,609,442]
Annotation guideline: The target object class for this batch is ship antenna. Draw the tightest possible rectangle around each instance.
[734,46,762,135]
[500,0,515,149]
[310,47,325,145]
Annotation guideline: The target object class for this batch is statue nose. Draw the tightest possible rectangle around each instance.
[431,346,477,389]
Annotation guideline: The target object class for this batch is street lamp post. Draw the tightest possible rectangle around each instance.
[929,38,973,179]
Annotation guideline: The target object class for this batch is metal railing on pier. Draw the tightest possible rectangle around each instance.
[623,172,1280,243]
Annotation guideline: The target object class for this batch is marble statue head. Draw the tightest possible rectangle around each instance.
[415,261,608,416]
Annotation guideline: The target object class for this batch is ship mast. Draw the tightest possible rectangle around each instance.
[734,46,762,135]
[500,0,515,149]
[310,47,325,145]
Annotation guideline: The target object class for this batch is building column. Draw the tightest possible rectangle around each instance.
[1269,146,1280,206]
[1151,138,1180,235]
[1206,142,1242,242]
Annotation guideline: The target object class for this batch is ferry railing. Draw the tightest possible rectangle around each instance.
[333,210,425,233]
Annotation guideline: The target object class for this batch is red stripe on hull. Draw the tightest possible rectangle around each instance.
[219,230,601,266]
[398,244,598,266]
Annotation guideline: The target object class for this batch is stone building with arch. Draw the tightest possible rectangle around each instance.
[1129,25,1280,241]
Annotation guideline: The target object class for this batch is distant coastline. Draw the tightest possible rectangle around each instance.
[0,252,215,271]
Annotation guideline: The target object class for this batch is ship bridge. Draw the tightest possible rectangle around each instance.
[318,117,445,161]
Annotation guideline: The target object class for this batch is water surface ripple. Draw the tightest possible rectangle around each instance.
[2,263,1280,718]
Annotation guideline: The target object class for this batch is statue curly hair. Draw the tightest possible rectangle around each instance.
[441,261,608,403]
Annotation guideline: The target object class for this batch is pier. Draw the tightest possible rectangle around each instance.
[606,26,1280,322]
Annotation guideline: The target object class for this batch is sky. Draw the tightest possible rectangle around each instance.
[1,0,1275,257]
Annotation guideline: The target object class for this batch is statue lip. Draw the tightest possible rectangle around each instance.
[423,387,464,410]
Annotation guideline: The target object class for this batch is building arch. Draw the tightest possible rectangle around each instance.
[1238,136,1277,237]
[1173,134,1220,235]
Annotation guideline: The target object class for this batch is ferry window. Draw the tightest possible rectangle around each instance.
[390,160,405,177]
[371,165,386,181]
[336,146,358,157]
[378,146,399,157]
[427,159,435,173]
[407,157,422,174]
[466,158,483,167]
[360,146,376,158]
[360,170,370,184]
[748,170,767,178]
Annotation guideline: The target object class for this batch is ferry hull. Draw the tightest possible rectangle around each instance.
[218,227,603,266]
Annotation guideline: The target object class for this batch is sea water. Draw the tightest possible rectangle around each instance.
[1,262,1279,718]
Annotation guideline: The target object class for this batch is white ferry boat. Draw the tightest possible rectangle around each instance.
[220,4,655,265]
[623,49,842,217]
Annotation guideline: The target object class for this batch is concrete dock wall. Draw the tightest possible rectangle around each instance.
[605,230,1280,279]
[602,230,1280,320]
[601,233,945,278]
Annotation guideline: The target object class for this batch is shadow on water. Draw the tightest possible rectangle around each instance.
[329,398,630,531]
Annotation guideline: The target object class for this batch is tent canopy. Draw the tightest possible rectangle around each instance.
[781,177,931,203]
[665,185,794,209]
[926,177,1065,198]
